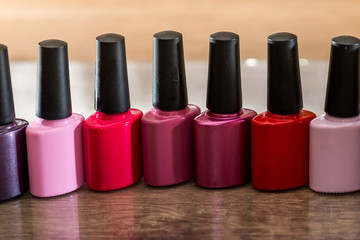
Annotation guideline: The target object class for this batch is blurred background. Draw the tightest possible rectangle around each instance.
[2,0,360,120]
[2,0,360,61]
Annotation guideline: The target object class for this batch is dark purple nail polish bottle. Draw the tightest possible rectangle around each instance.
[0,44,29,201]
[194,32,257,188]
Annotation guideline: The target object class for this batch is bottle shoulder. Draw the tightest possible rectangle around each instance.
[27,113,84,133]
[252,110,316,125]
[84,109,143,128]
[194,108,257,126]
[142,104,200,124]
[0,119,28,135]
[311,114,360,129]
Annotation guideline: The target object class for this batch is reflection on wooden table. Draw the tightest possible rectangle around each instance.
[1,181,360,239]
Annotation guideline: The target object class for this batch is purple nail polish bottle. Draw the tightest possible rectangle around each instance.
[0,44,29,201]
[194,32,257,188]
[309,36,360,193]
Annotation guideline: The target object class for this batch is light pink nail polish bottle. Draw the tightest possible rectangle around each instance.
[309,36,360,193]
[26,40,85,197]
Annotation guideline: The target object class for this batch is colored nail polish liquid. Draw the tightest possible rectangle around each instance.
[83,33,143,191]
[194,32,256,188]
[251,32,316,191]
[0,45,29,201]
[310,36,360,193]
[26,40,85,197]
[142,31,200,186]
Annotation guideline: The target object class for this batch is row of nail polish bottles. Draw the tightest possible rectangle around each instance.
[1,31,359,200]
[140,31,315,191]
[194,32,360,193]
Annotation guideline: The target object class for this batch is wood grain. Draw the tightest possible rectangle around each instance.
[0,0,359,60]
[1,181,360,239]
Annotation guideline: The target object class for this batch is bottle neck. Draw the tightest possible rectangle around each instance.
[36,115,74,126]
[325,113,359,123]
[0,120,16,130]
[95,110,131,120]
[206,110,243,120]
[265,110,302,120]
[152,106,188,117]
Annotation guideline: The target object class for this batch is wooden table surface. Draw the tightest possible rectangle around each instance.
[1,181,359,239]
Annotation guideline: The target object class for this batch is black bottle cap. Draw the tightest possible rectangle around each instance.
[153,31,188,111]
[206,31,242,114]
[325,36,360,118]
[95,33,130,114]
[267,32,303,115]
[36,39,72,120]
[0,45,15,125]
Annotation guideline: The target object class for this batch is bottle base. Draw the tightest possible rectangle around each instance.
[311,189,360,194]
[0,190,28,202]
[252,183,307,192]
[145,177,192,187]
[196,181,249,189]
[30,183,84,198]
[310,186,360,194]
[86,178,142,192]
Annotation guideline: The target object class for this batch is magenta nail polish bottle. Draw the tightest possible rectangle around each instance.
[0,45,29,201]
[141,31,201,186]
[26,40,85,197]
[193,32,257,188]
[310,36,360,193]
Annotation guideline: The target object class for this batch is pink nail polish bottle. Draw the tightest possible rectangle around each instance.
[141,31,201,186]
[194,32,257,188]
[309,36,360,193]
[26,40,85,197]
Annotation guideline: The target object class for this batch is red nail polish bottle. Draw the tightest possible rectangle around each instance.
[83,34,143,191]
[251,32,316,191]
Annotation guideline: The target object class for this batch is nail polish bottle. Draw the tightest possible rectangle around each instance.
[310,36,360,193]
[26,40,85,197]
[141,31,201,186]
[0,45,29,201]
[251,32,316,191]
[193,32,257,188]
[83,33,143,191]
